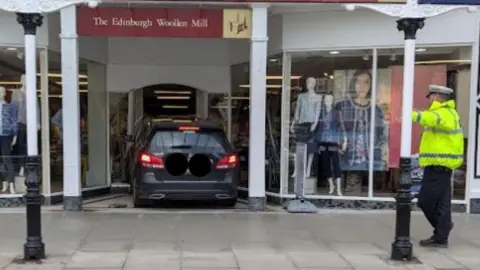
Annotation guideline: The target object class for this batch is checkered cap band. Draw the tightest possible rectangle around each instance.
[428,85,454,95]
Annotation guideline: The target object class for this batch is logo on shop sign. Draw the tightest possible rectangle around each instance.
[222,9,251,39]
[77,7,251,39]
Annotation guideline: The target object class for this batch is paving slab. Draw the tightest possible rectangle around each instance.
[0,209,476,269]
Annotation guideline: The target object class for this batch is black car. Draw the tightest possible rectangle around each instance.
[129,119,239,207]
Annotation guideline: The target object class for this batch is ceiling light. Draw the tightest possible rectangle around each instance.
[416,48,426,52]
[154,90,191,94]
[173,119,192,123]
[390,54,397,61]
[239,84,282,89]
[162,105,188,109]
[329,51,340,55]
[40,73,88,79]
[323,73,328,76]
[156,96,190,100]
[329,75,334,79]
[269,58,278,62]
[266,75,302,80]
[415,59,471,64]
[363,54,369,61]
[0,81,22,85]
[223,96,249,100]
[5,48,17,51]
[212,105,237,109]
[57,81,88,85]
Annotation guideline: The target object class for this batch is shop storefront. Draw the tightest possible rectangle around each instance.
[231,6,480,212]
[0,1,479,212]
[0,10,110,206]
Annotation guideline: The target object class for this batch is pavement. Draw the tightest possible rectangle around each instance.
[0,202,480,269]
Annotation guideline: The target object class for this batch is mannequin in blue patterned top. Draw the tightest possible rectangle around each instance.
[0,87,17,194]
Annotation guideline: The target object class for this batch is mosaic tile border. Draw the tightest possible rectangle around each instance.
[0,187,110,208]
[470,198,480,214]
[238,190,468,213]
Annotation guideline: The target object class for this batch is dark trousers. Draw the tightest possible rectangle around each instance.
[318,143,342,179]
[13,123,27,172]
[417,165,453,242]
[0,136,14,183]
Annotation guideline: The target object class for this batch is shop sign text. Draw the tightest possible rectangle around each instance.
[78,7,251,39]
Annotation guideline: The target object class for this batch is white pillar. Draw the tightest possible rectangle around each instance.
[400,41,415,159]
[40,49,51,195]
[61,6,82,211]
[397,18,424,162]
[24,33,38,157]
[248,4,268,211]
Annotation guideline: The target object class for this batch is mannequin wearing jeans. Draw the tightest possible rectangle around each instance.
[290,77,322,177]
[315,94,344,195]
[11,74,40,177]
[0,87,17,194]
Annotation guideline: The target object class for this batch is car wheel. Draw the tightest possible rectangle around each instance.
[219,198,237,207]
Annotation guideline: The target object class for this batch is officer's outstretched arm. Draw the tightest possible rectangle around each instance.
[411,109,455,130]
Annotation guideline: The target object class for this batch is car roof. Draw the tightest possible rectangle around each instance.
[150,118,224,131]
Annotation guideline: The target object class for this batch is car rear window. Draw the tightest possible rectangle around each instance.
[148,130,229,154]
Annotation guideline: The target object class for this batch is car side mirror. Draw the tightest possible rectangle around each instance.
[125,134,134,142]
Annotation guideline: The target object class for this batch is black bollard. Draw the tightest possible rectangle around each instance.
[391,157,413,261]
[23,156,45,260]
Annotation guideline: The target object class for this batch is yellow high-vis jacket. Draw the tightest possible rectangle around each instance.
[412,100,464,170]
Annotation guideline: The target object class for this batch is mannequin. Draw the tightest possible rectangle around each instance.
[315,94,343,196]
[0,87,18,194]
[290,77,322,177]
[11,74,40,177]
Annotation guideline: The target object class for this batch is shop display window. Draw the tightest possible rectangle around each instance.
[228,54,283,193]
[48,55,90,192]
[282,46,471,200]
[376,46,471,200]
[284,50,375,197]
[0,46,44,196]
[49,51,109,193]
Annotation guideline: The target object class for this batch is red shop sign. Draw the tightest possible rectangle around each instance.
[77,7,224,38]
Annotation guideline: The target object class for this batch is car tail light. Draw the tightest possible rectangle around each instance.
[216,153,239,169]
[138,152,164,168]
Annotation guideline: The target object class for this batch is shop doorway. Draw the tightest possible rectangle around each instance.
[143,84,197,118]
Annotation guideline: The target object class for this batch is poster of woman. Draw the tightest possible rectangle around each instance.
[333,69,388,193]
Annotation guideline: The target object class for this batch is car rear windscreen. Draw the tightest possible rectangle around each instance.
[148,130,229,154]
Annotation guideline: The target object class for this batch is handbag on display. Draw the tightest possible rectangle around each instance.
[292,123,314,144]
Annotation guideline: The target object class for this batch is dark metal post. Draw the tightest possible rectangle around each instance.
[23,156,45,260]
[390,17,424,262]
[17,13,45,261]
[391,157,413,261]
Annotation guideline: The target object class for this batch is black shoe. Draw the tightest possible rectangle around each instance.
[419,237,448,248]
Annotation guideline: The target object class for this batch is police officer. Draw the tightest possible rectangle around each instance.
[412,85,464,248]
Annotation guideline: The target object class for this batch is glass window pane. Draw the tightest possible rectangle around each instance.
[0,47,43,196]
[375,46,470,200]
[287,50,376,197]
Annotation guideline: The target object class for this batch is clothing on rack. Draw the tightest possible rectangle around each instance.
[0,103,17,136]
[11,90,40,126]
[0,135,14,183]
